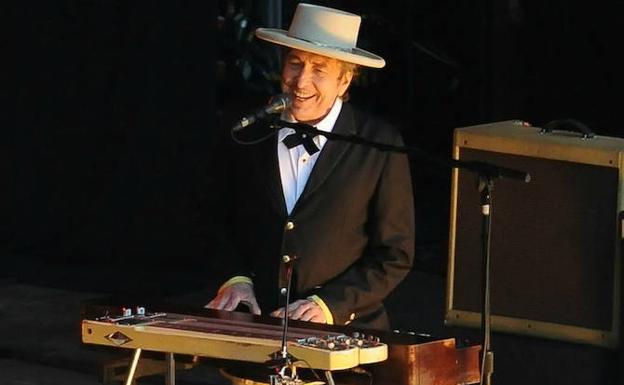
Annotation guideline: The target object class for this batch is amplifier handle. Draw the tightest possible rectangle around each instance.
[539,118,595,139]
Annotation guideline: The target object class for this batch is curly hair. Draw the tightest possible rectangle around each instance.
[338,61,360,102]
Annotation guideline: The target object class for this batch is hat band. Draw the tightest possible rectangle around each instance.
[289,34,356,55]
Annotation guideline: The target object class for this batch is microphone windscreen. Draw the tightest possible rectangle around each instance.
[267,93,292,114]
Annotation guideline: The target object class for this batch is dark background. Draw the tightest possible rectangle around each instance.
[5,0,624,384]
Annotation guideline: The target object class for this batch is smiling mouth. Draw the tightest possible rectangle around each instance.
[293,92,315,102]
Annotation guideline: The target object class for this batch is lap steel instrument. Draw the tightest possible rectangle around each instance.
[81,305,480,385]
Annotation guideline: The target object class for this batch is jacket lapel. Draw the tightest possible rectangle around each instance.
[294,103,357,209]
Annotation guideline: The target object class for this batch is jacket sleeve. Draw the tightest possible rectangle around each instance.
[312,133,415,325]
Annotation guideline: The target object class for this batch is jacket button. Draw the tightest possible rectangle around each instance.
[280,287,287,296]
[285,221,295,230]
[282,255,291,263]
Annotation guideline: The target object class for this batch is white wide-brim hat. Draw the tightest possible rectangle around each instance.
[255,3,385,68]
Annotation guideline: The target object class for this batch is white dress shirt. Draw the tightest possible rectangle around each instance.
[277,98,343,215]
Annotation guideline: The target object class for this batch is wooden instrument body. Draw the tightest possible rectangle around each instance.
[370,334,481,385]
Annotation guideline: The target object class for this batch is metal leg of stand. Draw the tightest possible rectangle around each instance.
[124,348,142,385]
[165,352,176,385]
[324,371,335,385]
[483,351,494,385]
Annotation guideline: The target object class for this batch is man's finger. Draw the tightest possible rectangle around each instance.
[270,307,285,318]
[222,293,241,311]
[249,300,262,315]
[205,295,227,309]
[206,292,233,310]
[298,307,317,322]
[288,301,311,319]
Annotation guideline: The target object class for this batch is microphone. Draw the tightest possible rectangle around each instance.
[232,93,292,131]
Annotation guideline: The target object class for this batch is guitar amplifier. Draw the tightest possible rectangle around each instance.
[445,120,624,348]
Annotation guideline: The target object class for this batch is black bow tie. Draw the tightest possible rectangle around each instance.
[282,132,319,155]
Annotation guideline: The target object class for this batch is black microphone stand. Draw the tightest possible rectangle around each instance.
[267,255,304,385]
[478,174,494,385]
[270,118,530,385]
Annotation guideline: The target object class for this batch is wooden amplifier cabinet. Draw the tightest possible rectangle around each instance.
[445,120,624,348]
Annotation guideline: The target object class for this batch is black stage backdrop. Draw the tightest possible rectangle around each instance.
[10,1,217,294]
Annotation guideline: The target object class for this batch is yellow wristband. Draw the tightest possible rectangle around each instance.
[219,276,253,293]
[307,295,334,325]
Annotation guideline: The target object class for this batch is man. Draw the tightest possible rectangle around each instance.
[207,3,414,330]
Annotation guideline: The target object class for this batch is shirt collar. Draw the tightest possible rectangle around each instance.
[278,98,343,142]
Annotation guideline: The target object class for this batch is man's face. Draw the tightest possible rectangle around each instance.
[281,49,353,124]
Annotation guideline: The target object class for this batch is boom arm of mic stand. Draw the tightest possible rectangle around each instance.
[270,119,407,153]
[271,119,531,184]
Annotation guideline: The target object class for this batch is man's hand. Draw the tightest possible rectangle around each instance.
[205,282,261,315]
[270,299,326,323]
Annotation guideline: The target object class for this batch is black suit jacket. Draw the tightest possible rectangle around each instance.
[221,102,415,328]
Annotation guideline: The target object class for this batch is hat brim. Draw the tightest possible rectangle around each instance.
[255,28,386,69]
